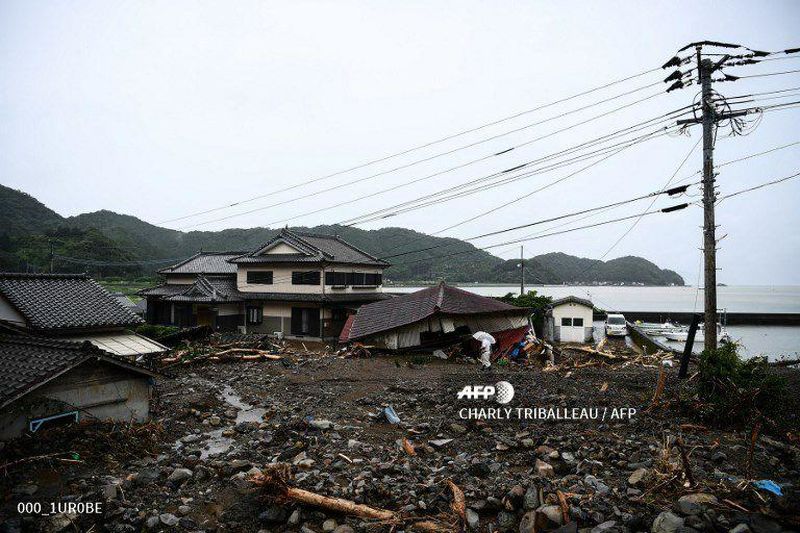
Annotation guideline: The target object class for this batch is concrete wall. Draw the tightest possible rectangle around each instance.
[0,361,153,440]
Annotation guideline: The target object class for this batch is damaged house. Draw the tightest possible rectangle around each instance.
[342,282,531,350]
[0,273,166,359]
[140,228,391,340]
[0,335,160,440]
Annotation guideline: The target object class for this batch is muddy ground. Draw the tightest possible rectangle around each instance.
[1,349,799,532]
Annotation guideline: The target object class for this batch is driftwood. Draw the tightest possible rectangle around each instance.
[251,464,465,532]
[674,438,694,487]
[556,490,570,523]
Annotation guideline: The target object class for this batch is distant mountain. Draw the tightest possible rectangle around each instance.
[0,183,684,285]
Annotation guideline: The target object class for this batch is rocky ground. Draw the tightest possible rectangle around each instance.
[1,348,799,533]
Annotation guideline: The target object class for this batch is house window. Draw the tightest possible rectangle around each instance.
[325,271,348,286]
[573,318,584,327]
[247,306,263,325]
[561,317,573,327]
[365,273,382,286]
[247,271,273,284]
[292,271,321,285]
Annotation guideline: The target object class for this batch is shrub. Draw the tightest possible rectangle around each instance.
[135,324,180,339]
[697,341,786,426]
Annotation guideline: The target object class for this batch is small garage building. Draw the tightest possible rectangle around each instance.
[545,296,595,344]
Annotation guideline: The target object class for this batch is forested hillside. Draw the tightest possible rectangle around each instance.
[0,184,684,285]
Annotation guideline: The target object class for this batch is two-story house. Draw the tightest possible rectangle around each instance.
[139,229,391,340]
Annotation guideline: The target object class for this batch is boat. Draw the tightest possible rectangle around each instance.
[635,320,684,337]
[664,324,730,343]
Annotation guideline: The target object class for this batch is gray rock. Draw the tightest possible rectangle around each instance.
[628,468,649,486]
[288,510,301,526]
[519,511,536,533]
[466,508,480,530]
[332,527,354,533]
[209,415,222,426]
[677,494,718,516]
[12,484,38,496]
[534,458,555,478]
[497,511,516,531]
[259,505,289,524]
[168,468,193,483]
[322,518,337,532]
[144,516,160,530]
[584,474,610,495]
[592,521,617,533]
[523,485,539,510]
[101,484,118,500]
[652,511,684,533]
[135,468,160,486]
[537,505,564,529]
[730,525,751,533]
[748,515,781,533]
[159,513,180,527]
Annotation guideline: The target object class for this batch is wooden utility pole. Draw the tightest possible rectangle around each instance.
[519,245,525,296]
[699,49,718,352]
[676,45,748,351]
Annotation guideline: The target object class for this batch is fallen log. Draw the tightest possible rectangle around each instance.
[251,464,394,520]
[251,464,462,532]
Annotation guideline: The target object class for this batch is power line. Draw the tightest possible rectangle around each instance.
[180,87,670,230]
[159,66,667,226]
[336,105,698,227]
[345,127,674,227]
[717,170,800,203]
[380,182,696,261]
[734,68,800,79]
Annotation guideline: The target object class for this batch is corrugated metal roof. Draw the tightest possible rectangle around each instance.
[0,273,143,331]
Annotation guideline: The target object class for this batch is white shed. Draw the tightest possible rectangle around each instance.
[545,296,595,344]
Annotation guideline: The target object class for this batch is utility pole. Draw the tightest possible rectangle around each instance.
[699,49,718,352]
[49,240,54,273]
[519,245,525,296]
[674,43,749,352]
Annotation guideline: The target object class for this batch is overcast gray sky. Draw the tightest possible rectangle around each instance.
[1,1,799,284]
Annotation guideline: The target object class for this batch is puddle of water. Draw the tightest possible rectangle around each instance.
[175,382,266,459]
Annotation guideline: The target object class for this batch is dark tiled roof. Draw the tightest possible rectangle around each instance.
[550,296,594,309]
[348,282,527,339]
[231,229,389,267]
[0,335,159,408]
[140,276,390,305]
[0,273,143,331]
[158,252,244,275]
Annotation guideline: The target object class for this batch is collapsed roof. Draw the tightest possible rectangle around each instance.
[347,282,529,340]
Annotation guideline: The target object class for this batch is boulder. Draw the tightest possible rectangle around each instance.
[652,511,684,533]
[535,459,555,478]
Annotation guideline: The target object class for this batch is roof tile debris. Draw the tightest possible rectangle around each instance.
[0,273,143,331]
